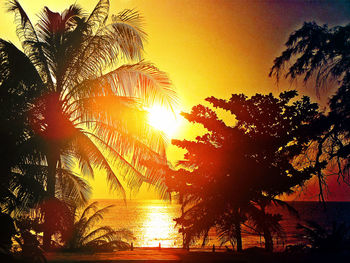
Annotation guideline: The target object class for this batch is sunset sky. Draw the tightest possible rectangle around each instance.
[1,0,349,200]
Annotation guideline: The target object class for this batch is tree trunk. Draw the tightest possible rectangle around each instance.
[260,204,273,252]
[180,195,188,249]
[263,229,273,252]
[43,151,59,251]
[234,214,243,252]
[235,223,242,252]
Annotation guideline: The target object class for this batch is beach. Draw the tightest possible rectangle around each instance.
[45,247,350,263]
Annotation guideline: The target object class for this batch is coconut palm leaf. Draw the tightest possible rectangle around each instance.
[64,202,133,251]
[86,0,109,32]
[0,40,43,90]
[65,61,176,110]
[2,1,177,249]
[80,205,113,235]
[60,9,146,90]
[56,168,92,207]
[271,198,299,218]
[3,162,91,215]
[70,131,127,196]
[7,0,53,87]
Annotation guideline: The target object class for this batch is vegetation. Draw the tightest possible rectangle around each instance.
[270,22,350,95]
[0,0,349,257]
[165,91,320,251]
[296,221,350,253]
[244,197,297,252]
[270,21,350,201]
[63,202,134,252]
[14,216,47,263]
[0,0,176,250]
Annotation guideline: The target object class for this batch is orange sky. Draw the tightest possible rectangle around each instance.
[1,0,349,200]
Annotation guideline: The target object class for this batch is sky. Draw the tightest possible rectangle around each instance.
[1,0,350,200]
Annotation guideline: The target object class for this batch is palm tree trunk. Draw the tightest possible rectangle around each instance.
[43,150,59,251]
[260,203,273,252]
[233,210,243,252]
[180,194,187,249]
[235,222,242,252]
[263,229,273,252]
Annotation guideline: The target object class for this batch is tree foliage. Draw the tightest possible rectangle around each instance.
[0,0,176,249]
[167,91,320,251]
[270,21,350,200]
[270,21,350,96]
[296,221,350,252]
[63,202,134,252]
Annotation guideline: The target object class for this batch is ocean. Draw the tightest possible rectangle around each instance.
[92,199,350,250]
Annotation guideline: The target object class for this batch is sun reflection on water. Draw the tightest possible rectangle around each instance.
[142,204,178,247]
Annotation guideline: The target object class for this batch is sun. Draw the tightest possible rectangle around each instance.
[147,105,179,137]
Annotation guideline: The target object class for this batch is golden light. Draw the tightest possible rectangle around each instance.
[143,205,178,247]
[147,105,180,138]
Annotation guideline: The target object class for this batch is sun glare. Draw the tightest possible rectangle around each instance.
[143,205,178,247]
[147,105,179,137]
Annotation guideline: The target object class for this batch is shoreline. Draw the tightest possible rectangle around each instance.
[44,247,349,263]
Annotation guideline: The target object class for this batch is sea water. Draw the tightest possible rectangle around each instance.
[92,200,350,250]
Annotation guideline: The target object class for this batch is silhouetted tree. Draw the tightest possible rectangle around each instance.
[63,202,134,252]
[1,0,176,250]
[246,195,297,252]
[169,91,320,251]
[270,21,350,201]
[270,22,350,95]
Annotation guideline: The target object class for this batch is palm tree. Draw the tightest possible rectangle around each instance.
[0,39,45,213]
[1,0,176,249]
[63,201,134,252]
[3,163,91,216]
[246,197,294,252]
[216,207,247,252]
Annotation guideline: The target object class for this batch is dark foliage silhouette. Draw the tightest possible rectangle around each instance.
[270,22,350,95]
[245,196,297,252]
[63,202,134,252]
[0,208,17,252]
[270,21,350,201]
[296,221,350,253]
[0,0,176,250]
[166,91,320,251]
[15,216,47,263]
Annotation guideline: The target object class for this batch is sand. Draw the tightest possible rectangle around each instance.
[44,247,350,263]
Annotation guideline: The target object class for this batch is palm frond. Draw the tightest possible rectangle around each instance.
[78,201,98,223]
[86,0,109,33]
[36,4,84,93]
[108,62,177,109]
[67,61,177,111]
[83,131,147,188]
[56,168,92,207]
[0,39,43,90]
[271,199,299,218]
[112,9,146,38]
[81,225,114,244]
[79,204,114,237]
[6,0,53,88]
[60,8,146,91]
[71,130,126,198]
